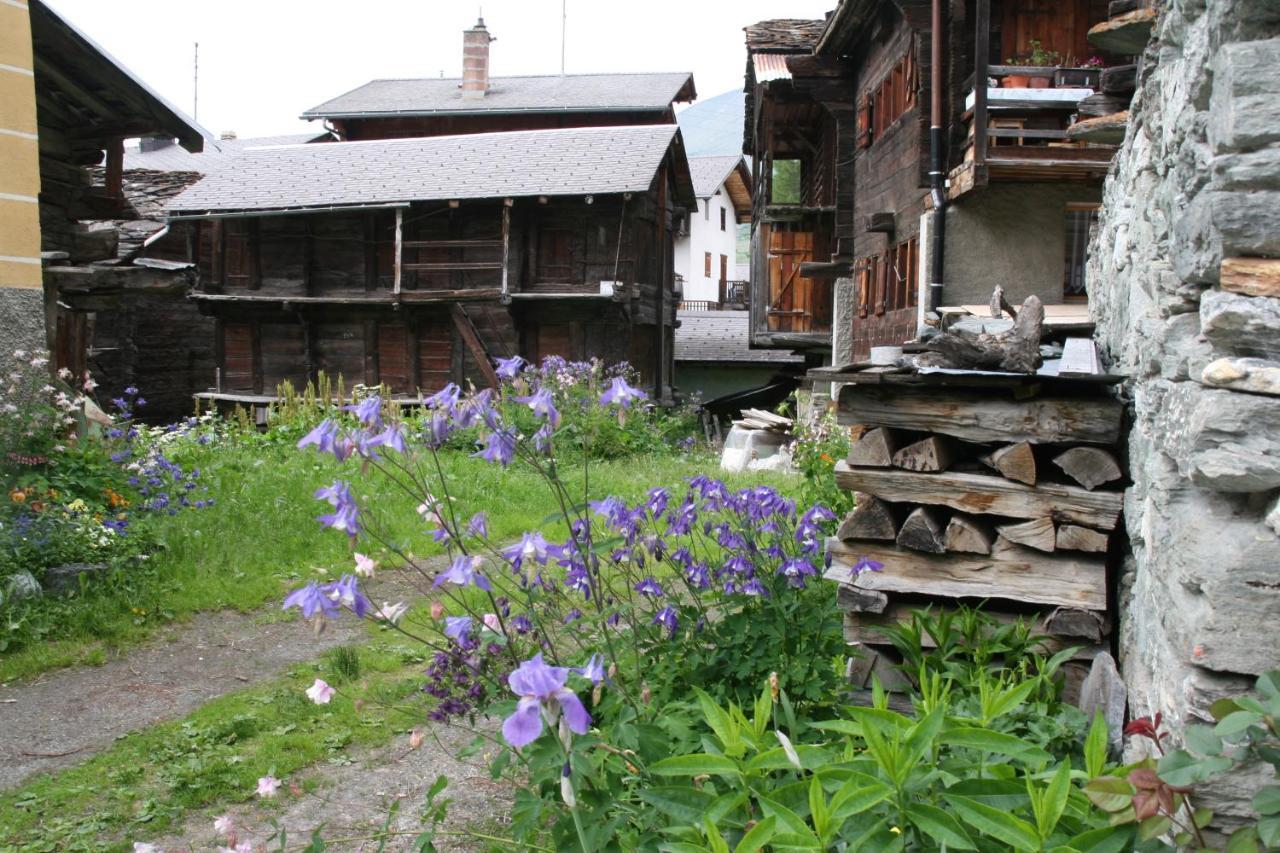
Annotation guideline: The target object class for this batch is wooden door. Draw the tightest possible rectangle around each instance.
[766,229,815,332]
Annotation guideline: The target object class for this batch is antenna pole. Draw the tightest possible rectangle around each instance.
[560,0,566,75]
[193,42,199,121]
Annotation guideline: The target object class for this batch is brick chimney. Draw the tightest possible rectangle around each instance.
[461,18,495,100]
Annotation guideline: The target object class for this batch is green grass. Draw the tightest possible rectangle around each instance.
[0,438,796,682]
[0,634,431,852]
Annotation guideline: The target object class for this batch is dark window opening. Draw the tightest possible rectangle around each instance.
[704,251,712,278]
[1063,203,1098,301]
[720,207,727,231]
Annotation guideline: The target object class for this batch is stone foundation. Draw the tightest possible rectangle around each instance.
[0,286,47,358]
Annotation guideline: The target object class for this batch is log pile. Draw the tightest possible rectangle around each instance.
[821,366,1125,701]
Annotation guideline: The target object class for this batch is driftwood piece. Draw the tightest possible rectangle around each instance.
[896,506,948,554]
[925,294,1044,374]
[989,285,1017,320]
[892,436,957,473]
[980,441,1037,485]
[996,517,1057,552]
[834,461,1124,529]
[836,385,1124,446]
[1044,607,1109,643]
[837,493,898,541]
[943,514,994,554]
[848,427,900,467]
[835,584,890,614]
[1056,524,1109,553]
[1053,447,1122,490]
[826,538,1108,610]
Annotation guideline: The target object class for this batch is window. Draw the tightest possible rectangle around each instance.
[857,41,919,149]
[704,252,712,278]
[704,201,710,221]
[770,159,801,204]
[1064,203,1099,301]
[856,236,919,316]
[719,254,728,284]
[720,207,727,231]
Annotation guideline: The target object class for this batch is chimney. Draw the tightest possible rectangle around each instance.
[219,130,238,141]
[461,18,495,99]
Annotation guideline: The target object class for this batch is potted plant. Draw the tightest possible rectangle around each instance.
[1054,55,1105,89]
[1003,40,1061,88]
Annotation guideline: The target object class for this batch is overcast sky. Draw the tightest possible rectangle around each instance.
[46,0,834,140]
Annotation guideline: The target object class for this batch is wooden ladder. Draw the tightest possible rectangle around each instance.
[449,303,500,388]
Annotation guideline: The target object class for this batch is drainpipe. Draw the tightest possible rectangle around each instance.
[928,0,947,314]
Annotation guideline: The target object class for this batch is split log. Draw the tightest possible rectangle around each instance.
[980,441,1037,485]
[836,385,1124,446]
[835,584,890,614]
[896,507,948,554]
[996,518,1057,552]
[846,645,915,691]
[834,461,1124,529]
[1056,524,1109,553]
[844,605,1108,654]
[925,294,1044,374]
[1044,607,1109,644]
[1053,447,1122,490]
[943,514,994,554]
[892,436,957,473]
[847,427,900,467]
[826,537,1108,610]
[836,493,898,541]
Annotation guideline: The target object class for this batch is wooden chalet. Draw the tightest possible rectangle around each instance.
[746,0,1130,362]
[166,125,696,404]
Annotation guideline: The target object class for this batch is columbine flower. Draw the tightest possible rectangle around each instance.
[600,376,646,409]
[353,553,377,577]
[778,557,818,589]
[574,654,606,684]
[474,429,516,466]
[343,395,382,427]
[314,481,360,539]
[633,577,665,598]
[306,678,335,704]
[256,775,282,798]
[324,574,371,617]
[501,653,592,748]
[466,511,488,538]
[516,387,561,428]
[375,601,409,624]
[425,383,461,411]
[444,616,473,645]
[214,815,235,837]
[283,581,339,619]
[368,423,406,454]
[503,531,550,569]
[434,554,492,591]
[852,556,884,574]
[495,355,526,379]
[653,606,679,638]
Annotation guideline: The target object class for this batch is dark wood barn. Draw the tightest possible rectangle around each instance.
[166,124,696,404]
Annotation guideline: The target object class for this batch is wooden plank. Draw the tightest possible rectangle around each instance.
[1059,337,1102,377]
[974,0,990,169]
[825,537,1108,610]
[400,240,504,250]
[401,262,505,272]
[833,460,1123,529]
[836,385,1124,445]
[449,304,500,389]
[1220,257,1280,298]
[393,208,403,295]
[501,203,511,299]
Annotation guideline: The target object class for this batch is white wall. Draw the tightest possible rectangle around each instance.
[674,186,741,303]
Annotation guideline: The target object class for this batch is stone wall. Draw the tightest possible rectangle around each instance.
[0,287,47,359]
[1086,0,1280,826]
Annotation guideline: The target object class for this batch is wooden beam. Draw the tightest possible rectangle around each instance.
[104,138,123,200]
[974,0,990,170]
[836,385,1124,445]
[501,201,511,299]
[450,304,500,389]
[826,537,1108,610]
[833,461,1124,530]
[393,207,403,295]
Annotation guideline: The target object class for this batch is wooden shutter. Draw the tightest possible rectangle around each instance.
[856,94,872,149]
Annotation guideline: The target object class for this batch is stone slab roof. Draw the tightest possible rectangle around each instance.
[301,72,695,119]
[676,311,804,364]
[123,133,330,173]
[167,125,686,216]
[688,154,747,198]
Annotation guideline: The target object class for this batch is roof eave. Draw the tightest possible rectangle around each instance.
[299,104,675,121]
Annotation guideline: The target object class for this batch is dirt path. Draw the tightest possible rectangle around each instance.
[149,723,512,852]
[0,569,430,790]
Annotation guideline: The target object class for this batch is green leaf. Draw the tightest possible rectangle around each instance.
[906,802,977,850]
[767,833,824,852]
[1259,815,1280,848]
[1216,710,1265,737]
[808,777,829,840]
[1158,748,1231,787]
[1253,785,1280,816]
[901,706,946,772]
[637,786,716,824]
[1037,762,1072,840]
[703,815,731,853]
[1226,825,1261,853]
[808,719,865,738]
[946,778,1029,811]
[1210,697,1242,721]
[1258,671,1280,700]
[1063,824,1136,852]
[1084,776,1134,813]
[661,844,709,853]
[1137,814,1172,842]
[733,816,776,853]
[754,794,813,838]
[1084,710,1109,779]
[1184,723,1224,756]
[744,746,825,773]
[938,728,1052,765]
[828,781,894,824]
[946,795,1041,851]
[696,689,742,758]
[650,754,741,778]
[986,678,1039,722]
[707,792,748,826]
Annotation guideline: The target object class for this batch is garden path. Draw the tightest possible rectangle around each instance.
[0,570,424,790]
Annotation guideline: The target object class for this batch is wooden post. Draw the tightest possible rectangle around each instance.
[393,207,403,296]
[104,138,124,200]
[974,0,990,170]
[501,199,512,300]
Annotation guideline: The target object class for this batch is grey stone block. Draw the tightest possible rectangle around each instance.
[1163,383,1280,492]
[1210,38,1280,153]
[0,287,47,359]
[1212,189,1280,256]
[42,563,109,596]
[1201,289,1280,359]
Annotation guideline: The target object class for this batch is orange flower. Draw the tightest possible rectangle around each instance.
[820,453,833,463]
[8,489,26,503]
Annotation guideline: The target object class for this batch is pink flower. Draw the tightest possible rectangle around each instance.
[353,552,377,577]
[57,367,72,380]
[409,727,425,749]
[375,601,408,624]
[214,815,235,837]
[306,678,335,704]
[483,613,504,634]
[256,774,282,798]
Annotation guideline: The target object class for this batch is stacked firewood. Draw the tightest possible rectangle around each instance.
[823,377,1125,700]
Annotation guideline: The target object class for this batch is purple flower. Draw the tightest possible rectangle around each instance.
[778,557,818,589]
[344,396,383,427]
[633,577,665,598]
[444,616,473,645]
[503,532,551,570]
[510,614,533,634]
[516,387,561,428]
[367,424,406,454]
[502,653,591,748]
[645,488,669,519]
[853,556,885,574]
[425,383,461,411]
[324,574,371,617]
[434,555,492,592]
[474,429,516,466]
[314,481,360,539]
[283,581,340,619]
[427,411,453,448]
[574,654,606,684]
[495,355,526,380]
[466,512,489,538]
[742,578,768,597]
[653,606,679,638]
[600,376,647,409]
[685,562,710,590]
[297,419,339,454]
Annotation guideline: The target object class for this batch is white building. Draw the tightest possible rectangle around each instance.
[674,155,752,306]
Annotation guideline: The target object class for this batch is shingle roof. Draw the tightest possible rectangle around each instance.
[688,155,748,198]
[167,125,686,216]
[675,311,804,364]
[302,72,695,119]
[123,133,330,173]
[744,19,828,53]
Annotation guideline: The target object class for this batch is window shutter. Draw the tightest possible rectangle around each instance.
[856,94,872,149]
